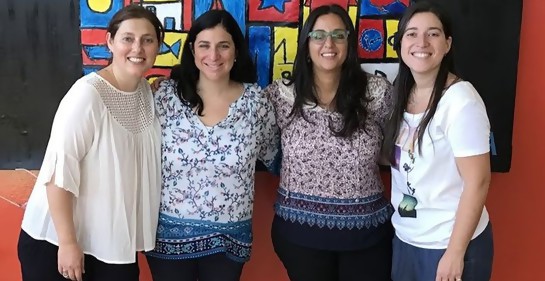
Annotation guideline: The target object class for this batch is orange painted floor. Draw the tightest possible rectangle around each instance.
[0,170,288,281]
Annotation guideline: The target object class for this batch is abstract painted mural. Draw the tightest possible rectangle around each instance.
[79,0,522,172]
[80,0,409,86]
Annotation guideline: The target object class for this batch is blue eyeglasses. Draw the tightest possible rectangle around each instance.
[308,29,350,43]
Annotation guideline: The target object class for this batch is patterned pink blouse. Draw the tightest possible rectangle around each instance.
[264,75,394,231]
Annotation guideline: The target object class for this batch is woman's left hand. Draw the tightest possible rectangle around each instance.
[435,251,464,281]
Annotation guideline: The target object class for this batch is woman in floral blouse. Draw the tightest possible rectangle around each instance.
[145,10,279,281]
[264,4,394,281]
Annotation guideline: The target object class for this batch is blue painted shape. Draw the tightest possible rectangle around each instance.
[194,0,214,19]
[159,43,170,54]
[259,0,291,13]
[83,66,102,75]
[385,1,408,15]
[164,17,176,30]
[360,29,383,52]
[490,132,497,156]
[170,40,182,57]
[83,45,112,60]
[360,0,408,16]
[222,1,246,34]
[194,0,246,36]
[360,0,383,16]
[80,0,124,28]
[249,26,272,88]
[159,40,182,57]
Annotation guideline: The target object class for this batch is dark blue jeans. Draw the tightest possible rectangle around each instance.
[392,222,493,281]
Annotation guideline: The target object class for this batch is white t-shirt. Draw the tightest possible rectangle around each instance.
[391,81,490,249]
[21,72,161,264]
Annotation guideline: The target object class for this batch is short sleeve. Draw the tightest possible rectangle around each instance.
[36,79,100,197]
[444,87,491,157]
[262,80,281,114]
[366,75,394,130]
[153,79,178,128]
[255,88,281,172]
[262,79,293,130]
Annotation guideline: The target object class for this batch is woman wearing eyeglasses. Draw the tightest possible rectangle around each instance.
[263,4,394,281]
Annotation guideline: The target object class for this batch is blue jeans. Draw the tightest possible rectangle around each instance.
[392,222,493,281]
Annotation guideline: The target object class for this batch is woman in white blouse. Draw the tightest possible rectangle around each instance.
[17,5,163,281]
[145,10,279,281]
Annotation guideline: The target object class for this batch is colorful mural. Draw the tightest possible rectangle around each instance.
[80,0,410,86]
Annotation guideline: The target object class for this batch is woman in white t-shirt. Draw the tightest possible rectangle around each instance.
[382,2,493,281]
[17,5,163,281]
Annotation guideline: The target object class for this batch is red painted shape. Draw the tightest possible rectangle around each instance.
[357,19,385,59]
[211,0,224,10]
[81,49,109,66]
[81,28,109,67]
[145,68,171,80]
[183,0,193,31]
[370,0,395,7]
[81,29,107,45]
[248,0,300,23]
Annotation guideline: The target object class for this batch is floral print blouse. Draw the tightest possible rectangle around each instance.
[264,75,394,233]
[146,79,279,262]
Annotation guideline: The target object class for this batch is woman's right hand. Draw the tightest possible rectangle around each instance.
[57,242,85,281]
[151,76,168,92]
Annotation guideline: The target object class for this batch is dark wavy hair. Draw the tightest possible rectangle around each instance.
[285,4,371,138]
[173,10,256,115]
[383,1,456,161]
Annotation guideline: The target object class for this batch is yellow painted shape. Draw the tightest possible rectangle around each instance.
[88,0,111,13]
[273,27,298,80]
[386,19,399,58]
[303,6,310,25]
[348,6,357,27]
[155,32,187,67]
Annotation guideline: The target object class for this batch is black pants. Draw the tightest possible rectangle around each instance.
[272,230,392,281]
[146,253,244,281]
[17,229,139,281]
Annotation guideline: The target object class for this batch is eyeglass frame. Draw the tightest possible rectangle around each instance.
[307,29,350,44]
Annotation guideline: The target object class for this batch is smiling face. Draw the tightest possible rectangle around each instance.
[107,18,159,79]
[400,12,452,79]
[308,13,348,74]
[192,25,236,82]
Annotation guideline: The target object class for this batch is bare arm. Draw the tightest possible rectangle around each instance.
[436,152,490,281]
[46,180,84,281]
[46,182,77,246]
[447,152,490,255]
